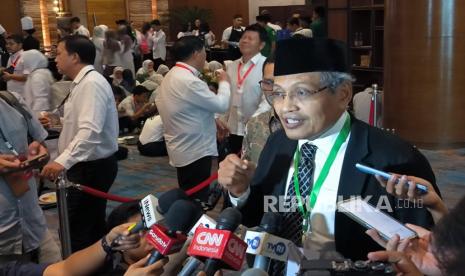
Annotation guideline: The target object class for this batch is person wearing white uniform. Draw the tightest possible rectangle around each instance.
[222,24,267,154]
[150,20,166,71]
[3,34,27,95]
[137,115,167,157]
[156,36,231,201]
[70,17,90,37]
[22,49,54,115]
[41,35,118,253]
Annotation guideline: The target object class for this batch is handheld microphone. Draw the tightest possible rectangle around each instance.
[145,199,202,266]
[187,207,247,276]
[244,214,291,271]
[130,188,188,234]
[251,212,284,271]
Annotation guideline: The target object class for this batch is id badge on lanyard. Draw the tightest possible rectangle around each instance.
[232,62,255,107]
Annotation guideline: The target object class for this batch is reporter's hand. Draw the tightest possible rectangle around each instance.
[215,119,229,142]
[218,154,255,197]
[366,224,442,276]
[106,222,141,251]
[0,155,21,174]
[39,113,51,129]
[2,71,12,81]
[124,254,168,276]
[368,251,423,276]
[216,69,229,83]
[375,174,447,222]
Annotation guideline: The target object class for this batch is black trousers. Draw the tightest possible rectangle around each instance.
[66,155,118,252]
[176,156,212,202]
[228,134,244,155]
[137,140,167,157]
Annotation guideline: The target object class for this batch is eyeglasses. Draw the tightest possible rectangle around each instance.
[261,82,328,105]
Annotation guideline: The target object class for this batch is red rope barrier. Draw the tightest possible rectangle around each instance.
[76,184,136,203]
[73,171,220,203]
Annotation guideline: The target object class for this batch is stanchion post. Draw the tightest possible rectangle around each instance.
[371,83,382,128]
[56,174,72,258]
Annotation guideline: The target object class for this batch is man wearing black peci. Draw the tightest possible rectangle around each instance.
[218,37,440,265]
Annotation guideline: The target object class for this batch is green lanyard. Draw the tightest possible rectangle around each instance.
[292,115,351,232]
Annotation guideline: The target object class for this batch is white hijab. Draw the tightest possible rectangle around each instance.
[93,25,108,39]
[22,49,48,73]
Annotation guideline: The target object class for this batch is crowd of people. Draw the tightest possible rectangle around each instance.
[0,5,464,276]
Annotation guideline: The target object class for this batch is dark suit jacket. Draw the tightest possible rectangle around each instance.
[225,117,439,261]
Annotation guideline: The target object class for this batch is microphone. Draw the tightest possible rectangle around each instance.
[187,207,247,276]
[145,199,202,266]
[130,188,188,234]
[251,212,283,271]
[244,213,291,271]
[241,268,269,276]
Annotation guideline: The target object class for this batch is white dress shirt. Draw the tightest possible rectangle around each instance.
[139,115,164,145]
[224,53,267,136]
[23,69,54,115]
[155,62,230,167]
[74,25,90,37]
[152,30,166,60]
[6,50,26,95]
[221,26,245,44]
[230,111,351,251]
[55,65,118,169]
[118,95,137,117]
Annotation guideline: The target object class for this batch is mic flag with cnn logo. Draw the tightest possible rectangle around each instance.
[188,227,247,271]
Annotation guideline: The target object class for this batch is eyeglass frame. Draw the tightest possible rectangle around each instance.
[259,80,328,105]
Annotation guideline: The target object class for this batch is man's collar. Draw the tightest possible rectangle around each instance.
[72,65,94,84]
[240,52,263,65]
[298,111,350,155]
[176,62,200,77]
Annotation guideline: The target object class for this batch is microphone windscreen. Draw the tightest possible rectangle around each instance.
[241,268,269,276]
[216,207,242,231]
[165,199,203,233]
[157,188,188,214]
[259,212,283,235]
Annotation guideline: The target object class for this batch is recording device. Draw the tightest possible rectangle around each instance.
[299,259,395,275]
[187,207,247,276]
[129,188,189,235]
[244,213,289,271]
[145,199,202,265]
[355,163,428,195]
[338,197,417,241]
[0,153,50,175]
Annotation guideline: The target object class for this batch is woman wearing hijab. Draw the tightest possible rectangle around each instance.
[92,25,108,73]
[155,64,169,76]
[22,49,55,114]
[136,59,156,83]
[103,29,122,77]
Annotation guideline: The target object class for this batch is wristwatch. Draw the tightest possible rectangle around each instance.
[101,235,114,255]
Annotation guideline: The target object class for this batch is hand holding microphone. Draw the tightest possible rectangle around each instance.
[145,199,202,266]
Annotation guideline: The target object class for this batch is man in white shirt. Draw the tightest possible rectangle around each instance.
[218,38,439,270]
[156,36,230,201]
[70,17,90,38]
[3,34,27,94]
[221,14,245,60]
[150,20,166,72]
[222,24,267,154]
[41,35,119,252]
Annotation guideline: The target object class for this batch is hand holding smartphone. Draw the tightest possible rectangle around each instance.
[355,163,428,195]
[338,197,417,241]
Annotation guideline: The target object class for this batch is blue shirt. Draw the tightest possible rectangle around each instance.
[0,261,49,276]
[0,92,48,255]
